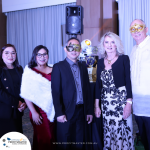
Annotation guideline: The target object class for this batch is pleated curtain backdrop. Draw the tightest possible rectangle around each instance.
[118,0,150,56]
[7,2,76,67]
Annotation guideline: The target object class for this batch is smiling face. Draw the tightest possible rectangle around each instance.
[64,39,82,62]
[36,48,48,66]
[130,20,148,45]
[2,47,16,66]
[103,36,117,55]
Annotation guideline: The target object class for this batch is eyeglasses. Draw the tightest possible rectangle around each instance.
[66,44,81,52]
[4,52,16,56]
[36,53,48,58]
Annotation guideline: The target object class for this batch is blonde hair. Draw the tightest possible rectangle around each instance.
[98,32,124,58]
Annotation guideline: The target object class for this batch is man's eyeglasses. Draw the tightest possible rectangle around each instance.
[37,53,48,58]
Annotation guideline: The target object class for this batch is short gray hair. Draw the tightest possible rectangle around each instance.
[98,32,124,58]
[130,19,146,27]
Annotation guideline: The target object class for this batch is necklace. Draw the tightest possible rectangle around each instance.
[106,56,116,64]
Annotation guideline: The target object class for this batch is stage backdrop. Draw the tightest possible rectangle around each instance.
[118,0,150,56]
[7,2,76,67]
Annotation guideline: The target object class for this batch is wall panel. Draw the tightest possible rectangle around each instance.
[81,0,91,28]
[90,0,101,28]
[77,0,118,46]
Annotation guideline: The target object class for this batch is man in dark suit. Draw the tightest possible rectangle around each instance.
[51,37,93,150]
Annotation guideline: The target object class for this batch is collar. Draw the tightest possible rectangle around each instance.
[66,57,78,66]
[138,35,150,48]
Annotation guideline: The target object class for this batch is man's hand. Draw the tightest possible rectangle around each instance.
[57,115,67,123]
[87,115,93,124]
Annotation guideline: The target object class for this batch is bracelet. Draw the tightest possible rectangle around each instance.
[127,100,132,104]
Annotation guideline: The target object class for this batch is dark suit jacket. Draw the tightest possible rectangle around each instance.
[0,66,24,119]
[51,59,93,121]
[95,55,132,100]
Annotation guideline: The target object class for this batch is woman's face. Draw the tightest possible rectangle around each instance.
[103,36,117,55]
[36,48,48,66]
[2,47,16,66]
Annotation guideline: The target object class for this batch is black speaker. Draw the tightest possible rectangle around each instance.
[66,5,83,35]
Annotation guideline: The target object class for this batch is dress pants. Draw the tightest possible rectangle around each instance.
[134,115,150,150]
[56,105,85,150]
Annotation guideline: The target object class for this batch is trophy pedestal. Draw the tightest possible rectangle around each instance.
[88,67,97,82]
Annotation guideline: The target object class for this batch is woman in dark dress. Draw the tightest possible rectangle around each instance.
[20,45,55,150]
[95,32,134,150]
[0,44,26,138]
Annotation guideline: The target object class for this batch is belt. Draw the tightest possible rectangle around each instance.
[76,104,84,108]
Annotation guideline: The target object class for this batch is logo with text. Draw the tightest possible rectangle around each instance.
[0,132,31,150]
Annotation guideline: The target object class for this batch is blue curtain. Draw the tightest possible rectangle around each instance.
[118,0,150,55]
[7,2,76,67]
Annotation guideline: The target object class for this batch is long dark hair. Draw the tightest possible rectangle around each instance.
[0,44,20,69]
[28,45,49,68]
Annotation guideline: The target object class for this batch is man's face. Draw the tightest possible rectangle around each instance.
[64,39,82,61]
[130,20,148,44]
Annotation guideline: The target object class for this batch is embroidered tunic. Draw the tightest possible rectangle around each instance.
[130,35,150,116]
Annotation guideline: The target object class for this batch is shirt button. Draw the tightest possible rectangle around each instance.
[6,87,8,89]
[4,78,6,81]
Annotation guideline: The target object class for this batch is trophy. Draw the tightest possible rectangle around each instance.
[79,39,98,82]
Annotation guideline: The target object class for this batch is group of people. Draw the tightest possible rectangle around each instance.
[0,18,149,150]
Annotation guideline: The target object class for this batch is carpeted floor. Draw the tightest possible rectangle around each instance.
[22,108,139,147]
[22,108,33,145]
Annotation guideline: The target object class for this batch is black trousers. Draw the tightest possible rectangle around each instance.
[134,115,150,150]
[56,105,85,150]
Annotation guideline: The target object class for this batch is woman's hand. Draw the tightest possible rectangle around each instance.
[18,101,26,112]
[94,107,101,118]
[94,99,101,118]
[32,111,43,125]
[24,99,42,125]
[123,103,132,119]
[18,101,22,108]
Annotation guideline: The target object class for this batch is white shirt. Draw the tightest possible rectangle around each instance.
[130,35,150,116]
